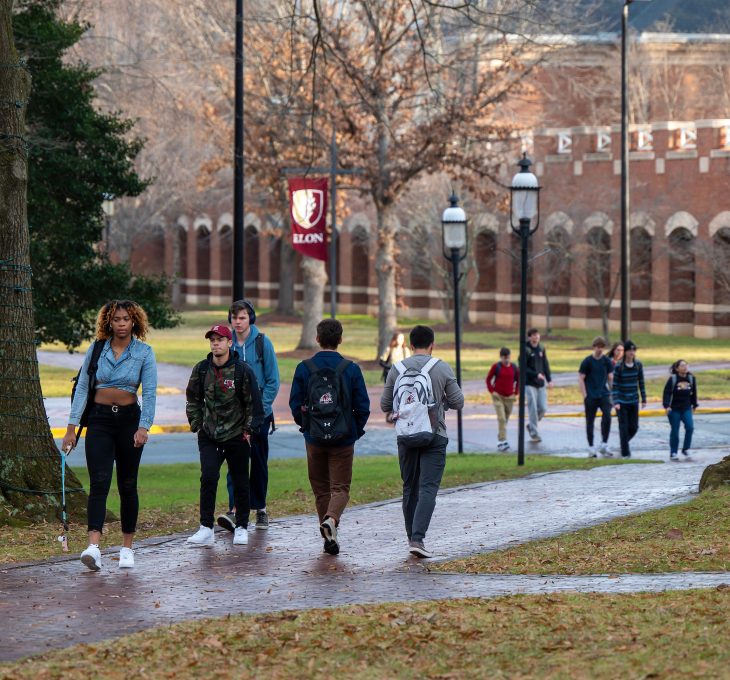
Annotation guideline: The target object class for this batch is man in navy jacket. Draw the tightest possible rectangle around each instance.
[289,319,370,555]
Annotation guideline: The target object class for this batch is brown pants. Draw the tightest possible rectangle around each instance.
[305,441,354,524]
[492,393,515,441]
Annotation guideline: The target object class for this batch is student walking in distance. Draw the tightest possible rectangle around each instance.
[379,331,412,384]
[486,348,519,451]
[380,325,464,559]
[522,328,552,442]
[662,359,698,461]
[611,340,647,458]
[185,325,260,547]
[289,319,370,555]
[607,341,624,367]
[219,300,280,533]
[578,336,614,458]
[62,300,157,571]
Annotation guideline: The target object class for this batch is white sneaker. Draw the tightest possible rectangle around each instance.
[588,446,597,458]
[119,547,135,568]
[599,442,613,457]
[187,525,215,546]
[80,544,102,571]
[497,440,507,451]
[233,526,248,545]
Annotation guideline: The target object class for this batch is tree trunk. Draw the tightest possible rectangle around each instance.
[0,1,86,524]
[275,235,296,316]
[375,210,398,357]
[296,255,326,349]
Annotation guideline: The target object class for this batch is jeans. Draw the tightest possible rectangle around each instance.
[617,402,639,457]
[525,385,547,433]
[199,431,250,529]
[305,441,354,524]
[668,407,694,454]
[398,434,448,543]
[584,395,612,447]
[492,394,515,441]
[227,414,271,511]
[85,403,144,534]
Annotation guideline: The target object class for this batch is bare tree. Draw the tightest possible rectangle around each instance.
[0,0,86,521]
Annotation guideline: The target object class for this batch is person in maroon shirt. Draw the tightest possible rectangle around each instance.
[486,348,519,451]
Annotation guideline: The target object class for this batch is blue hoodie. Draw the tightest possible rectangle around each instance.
[232,325,280,417]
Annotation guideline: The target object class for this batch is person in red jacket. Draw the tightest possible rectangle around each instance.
[486,347,519,451]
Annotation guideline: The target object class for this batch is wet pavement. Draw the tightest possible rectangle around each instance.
[2,449,728,662]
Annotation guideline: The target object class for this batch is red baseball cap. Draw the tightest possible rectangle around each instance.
[205,324,232,340]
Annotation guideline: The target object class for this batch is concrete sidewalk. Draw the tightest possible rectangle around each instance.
[2,448,728,662]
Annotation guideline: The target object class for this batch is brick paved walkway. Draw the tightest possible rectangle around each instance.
[2,449,728,662]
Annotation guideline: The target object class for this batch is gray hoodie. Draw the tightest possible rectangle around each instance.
[380,354,464,438]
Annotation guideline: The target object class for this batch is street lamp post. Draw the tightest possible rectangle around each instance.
[233,0,245,301]
[510,154,541,467]
[101,194,115,253]
[442,193,468,454]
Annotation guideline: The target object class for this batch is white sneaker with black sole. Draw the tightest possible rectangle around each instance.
[587,446,597,458]
[187,525,215,546]
[118,547,134,568]
[233,526,248,545]
[80,544,102,571]
[409,541,433,558]
[599,442,613,457]
[320,517,339,555]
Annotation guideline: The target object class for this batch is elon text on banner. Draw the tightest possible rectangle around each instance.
[288,177,328,261]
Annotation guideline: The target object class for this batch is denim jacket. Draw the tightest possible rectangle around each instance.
[69,338,157,430]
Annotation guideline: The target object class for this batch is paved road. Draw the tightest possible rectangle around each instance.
[2,449,728,662]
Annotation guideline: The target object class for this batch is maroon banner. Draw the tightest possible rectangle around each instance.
[288,177,328,261]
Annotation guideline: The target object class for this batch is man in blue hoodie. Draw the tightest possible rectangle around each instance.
[218,299,280,532]
[289,319,370,555]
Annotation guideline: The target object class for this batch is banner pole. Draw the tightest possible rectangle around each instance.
[330,129,337,319]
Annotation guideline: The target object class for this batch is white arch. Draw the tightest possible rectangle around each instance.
[583,211,613,235]
[473,212,499,235]
[709,211,730,238]
[346,212,371,234]
[630,211,655,237]
[193,215,213,234]
[176,215,190,232]
[244,212,262,233]
[544,211,574,235]
[665,211,698,238]
[217,212,233,232]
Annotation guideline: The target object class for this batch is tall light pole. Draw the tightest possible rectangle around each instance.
[233,0,245,301]
[442,194,468,454]
[510,154,540,467]
[621,0,651,340]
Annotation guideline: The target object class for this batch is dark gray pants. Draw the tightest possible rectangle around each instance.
[397,434,448,543]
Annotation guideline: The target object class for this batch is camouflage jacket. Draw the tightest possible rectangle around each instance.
[185,351,257,442]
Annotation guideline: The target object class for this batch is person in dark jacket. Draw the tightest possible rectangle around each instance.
[662,359,698,461]
[521,328,552,442]
[185,324,259,548]
[578,336,614,458]
[611,339,647,458]
[289,319,370,555]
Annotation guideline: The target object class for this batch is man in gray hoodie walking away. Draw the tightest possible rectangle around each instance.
[380,325,464,558]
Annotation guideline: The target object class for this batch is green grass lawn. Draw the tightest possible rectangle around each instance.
[434,487,730,575]
[0,454,642,564]
[2,590,729,678]
[39,309,730,387]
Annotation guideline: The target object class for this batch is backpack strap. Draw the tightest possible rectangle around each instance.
[422,357,440,374]
[335,358,352,376]
[255,333,265,375]
[394,360,408,375]
[87,339,105,380]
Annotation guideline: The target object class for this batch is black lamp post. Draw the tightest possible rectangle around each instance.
[442,193,468,454]
[101,194,115,253]
[510,154,541,467]
[233,0,245,300]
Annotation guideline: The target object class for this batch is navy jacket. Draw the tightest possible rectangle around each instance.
[289,351,370,446]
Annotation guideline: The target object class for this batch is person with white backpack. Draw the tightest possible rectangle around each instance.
[380,325,464,559]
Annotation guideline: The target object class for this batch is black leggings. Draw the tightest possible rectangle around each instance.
[85,403,144,534]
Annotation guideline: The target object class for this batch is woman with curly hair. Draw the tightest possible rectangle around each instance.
[62,300,157,571]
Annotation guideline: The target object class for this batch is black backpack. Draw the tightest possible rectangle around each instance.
[198,356,265,433]
[71,339,105,438]
[302,358,352,445]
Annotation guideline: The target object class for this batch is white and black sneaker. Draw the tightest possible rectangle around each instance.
[187,525,215,546]
[255,510,269,530]
[217,512,236,533]
[670,453,679,462]
[320,517,339,555]
[497,440,510,452]
[681,449,692,460]
[587,446,597,458]
[80,544,102,571]
[599,442,613,457]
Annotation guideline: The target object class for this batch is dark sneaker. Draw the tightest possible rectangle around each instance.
[320,517,339,555]
[255,510,269,530]
[323,538,340,555]
[409,541,433,559]
[216,512,235,533]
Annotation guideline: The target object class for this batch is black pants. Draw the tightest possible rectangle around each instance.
[85,403,144,534]
[617,402,640,457]
[226,414,271,511]
[584,395,612,447]
[199,431,250,529]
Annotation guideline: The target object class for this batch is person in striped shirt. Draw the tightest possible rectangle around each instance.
[611,340,647,458]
